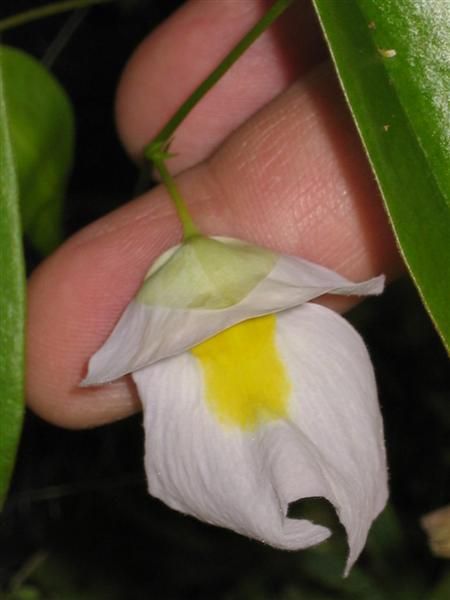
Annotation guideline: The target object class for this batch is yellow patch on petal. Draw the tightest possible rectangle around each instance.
[191,314,291,430]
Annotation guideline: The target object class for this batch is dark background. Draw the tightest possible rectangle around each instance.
[0,1,449,598]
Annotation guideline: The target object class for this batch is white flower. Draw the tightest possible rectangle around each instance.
[83,236,388,575]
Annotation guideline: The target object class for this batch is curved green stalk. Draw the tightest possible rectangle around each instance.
[155,158,199,241]
[145,0,294,238]
[0,0,113,33]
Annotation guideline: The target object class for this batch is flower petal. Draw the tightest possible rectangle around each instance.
[132,303,387,575]
[133,350,331,553]
[274,304,388,574]
[83,247,384,385]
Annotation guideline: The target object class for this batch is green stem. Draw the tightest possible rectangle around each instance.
[0,0,113,33]
[154,159,199,240]
[145,0,293,157]
[145,0,294,236]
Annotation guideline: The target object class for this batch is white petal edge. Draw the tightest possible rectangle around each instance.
[275,304,388,574]
[83,254,384,385]
[132,303,387,575]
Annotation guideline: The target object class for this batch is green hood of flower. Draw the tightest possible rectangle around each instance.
[137,236,277,309]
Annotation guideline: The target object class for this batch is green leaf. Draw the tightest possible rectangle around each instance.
[312,0,450,351]
[1,45,74,255]
[0,48,26,510]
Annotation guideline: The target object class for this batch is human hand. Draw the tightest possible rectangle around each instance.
[26,0,402,429]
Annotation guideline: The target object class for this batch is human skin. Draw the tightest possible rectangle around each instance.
[26,0,402,429]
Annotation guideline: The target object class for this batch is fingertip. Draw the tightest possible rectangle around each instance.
[25,253,138,429]
[26,375,141,430]
[25,189,177,429]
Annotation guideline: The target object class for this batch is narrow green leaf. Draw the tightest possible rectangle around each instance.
[0,48,26,510]
[1,45,74,255]
[312,0,450,351]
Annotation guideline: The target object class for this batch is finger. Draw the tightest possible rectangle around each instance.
[27,63,401,430]
[115,0,327,171]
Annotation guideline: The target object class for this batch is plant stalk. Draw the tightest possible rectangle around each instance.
[144,0,294,237]
[145,0,293,158]
[0,0,113,33]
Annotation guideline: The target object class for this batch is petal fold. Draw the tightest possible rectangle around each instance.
[274,304,388,574]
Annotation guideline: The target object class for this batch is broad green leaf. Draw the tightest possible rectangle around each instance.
[1,45,74,255]
[312,0,450,351]
[0,48,26,510]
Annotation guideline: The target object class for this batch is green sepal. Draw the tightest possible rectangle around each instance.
[137,236,277,309]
